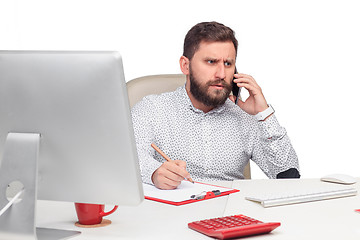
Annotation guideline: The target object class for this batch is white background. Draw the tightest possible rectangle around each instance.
[1,0,359,179]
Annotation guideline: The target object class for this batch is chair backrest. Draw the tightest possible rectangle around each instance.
[127,74,186,108]
[126,74,251,179]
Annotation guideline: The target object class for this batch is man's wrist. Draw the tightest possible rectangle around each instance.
[255,104,275,121]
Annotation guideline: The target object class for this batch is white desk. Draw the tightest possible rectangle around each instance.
[36,181,232,240]
[225,179,360,239]
[35,179,360,239]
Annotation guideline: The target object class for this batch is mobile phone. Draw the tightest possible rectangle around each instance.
[232,68,241,104]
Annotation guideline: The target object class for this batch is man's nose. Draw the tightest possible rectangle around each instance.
[215,63,226,79]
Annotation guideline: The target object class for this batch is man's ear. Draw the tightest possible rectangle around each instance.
[179,56,190,75]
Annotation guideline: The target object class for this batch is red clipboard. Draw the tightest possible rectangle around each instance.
[143,181,239,206]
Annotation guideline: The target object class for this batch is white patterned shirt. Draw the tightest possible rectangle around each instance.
[131,86,299,184]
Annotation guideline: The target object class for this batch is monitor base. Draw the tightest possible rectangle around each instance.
[37,228,81,240]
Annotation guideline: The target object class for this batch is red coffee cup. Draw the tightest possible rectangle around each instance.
[74,203,118,225]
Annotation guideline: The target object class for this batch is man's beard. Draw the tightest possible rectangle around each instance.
[189,67,232,108]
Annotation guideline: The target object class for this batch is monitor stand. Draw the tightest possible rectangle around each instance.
[0,133,81,240]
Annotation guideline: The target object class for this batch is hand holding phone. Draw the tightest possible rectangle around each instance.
[232,73,269,115]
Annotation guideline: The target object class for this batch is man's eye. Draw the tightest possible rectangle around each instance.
[207,60,215,64]
[224,62,232,66]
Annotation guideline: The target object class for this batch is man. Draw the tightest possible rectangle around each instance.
[131,21,300,190]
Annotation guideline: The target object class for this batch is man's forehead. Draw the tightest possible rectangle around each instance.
[195,41,236,60]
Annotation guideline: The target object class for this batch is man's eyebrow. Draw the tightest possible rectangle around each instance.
[204,57,235,63]
[225,59,235,64]
[204,57,219,61]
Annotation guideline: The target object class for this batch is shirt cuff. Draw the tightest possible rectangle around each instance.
[140,158,163,185]
[257,114,286,140]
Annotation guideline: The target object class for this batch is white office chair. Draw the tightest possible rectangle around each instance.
[126,74,251,179]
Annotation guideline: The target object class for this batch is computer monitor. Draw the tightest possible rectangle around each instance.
[0,51,144,239]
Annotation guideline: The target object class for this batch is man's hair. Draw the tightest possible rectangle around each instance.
[183,21,238,60]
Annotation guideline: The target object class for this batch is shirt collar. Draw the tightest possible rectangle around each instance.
[177,86,227,114]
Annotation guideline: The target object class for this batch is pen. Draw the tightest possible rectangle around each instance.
[190,191,207,200]
[190,190,221,200]
[151,143,194,184]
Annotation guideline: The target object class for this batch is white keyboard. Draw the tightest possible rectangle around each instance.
[246,187,357,207]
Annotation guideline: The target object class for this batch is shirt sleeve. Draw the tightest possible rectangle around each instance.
[250,114,300,179]
[131,97,163,185]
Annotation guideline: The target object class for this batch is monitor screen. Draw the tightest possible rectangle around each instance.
[0,51,144,238]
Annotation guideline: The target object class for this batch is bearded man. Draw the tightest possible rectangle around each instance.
[131,21,300,190]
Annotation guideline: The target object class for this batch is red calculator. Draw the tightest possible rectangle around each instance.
[188,214,280,239]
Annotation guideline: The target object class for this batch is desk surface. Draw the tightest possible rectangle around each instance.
[36,179,360,240]
[36,181,233,240]
[226,179,360,240]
